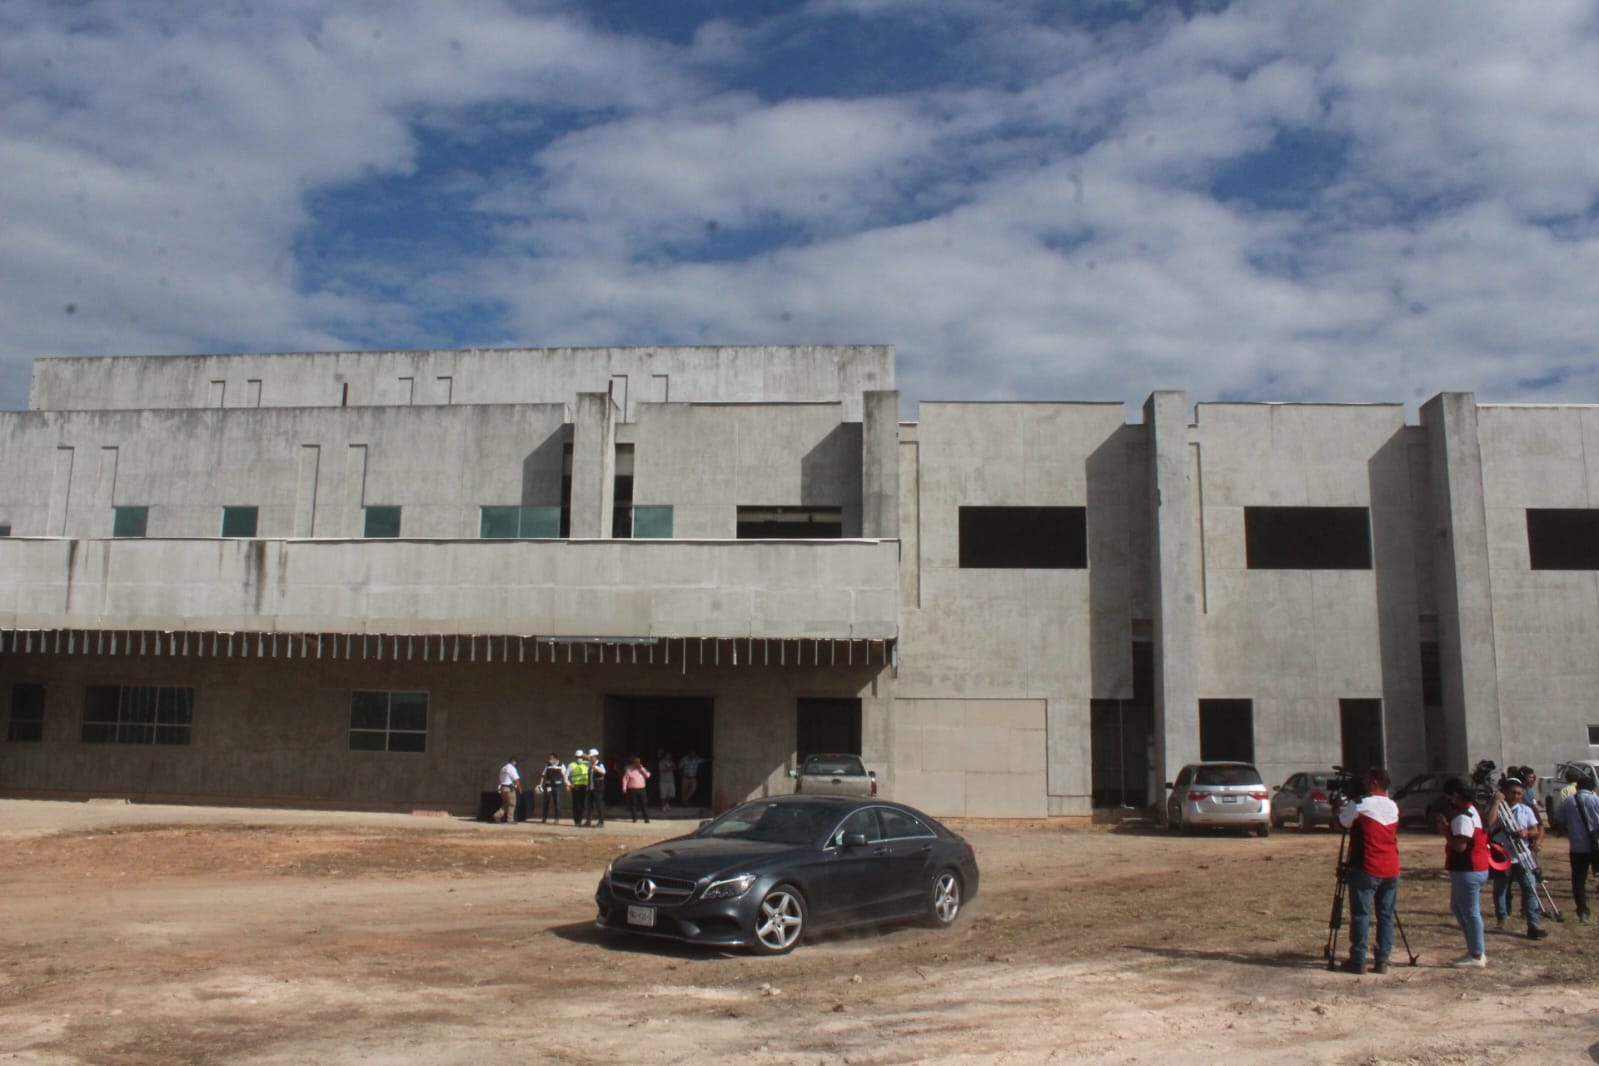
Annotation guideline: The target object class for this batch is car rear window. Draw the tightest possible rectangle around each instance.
[1194,765,1263,786]
[803,755,866,776]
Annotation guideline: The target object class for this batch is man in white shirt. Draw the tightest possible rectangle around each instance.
[495,758,521,825]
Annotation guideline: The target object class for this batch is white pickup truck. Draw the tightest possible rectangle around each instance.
[1542,759,1599,831]
[789,753,878,798]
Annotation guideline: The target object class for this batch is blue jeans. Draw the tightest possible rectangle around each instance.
[1346,869,1398,964]
[1491,863,1542,926]
[1450,868,1489,956]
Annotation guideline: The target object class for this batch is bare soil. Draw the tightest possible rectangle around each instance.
[1,800,1595,1065]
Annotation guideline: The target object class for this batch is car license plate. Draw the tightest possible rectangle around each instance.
[1220,795,1238,803]
[627,905,656,928]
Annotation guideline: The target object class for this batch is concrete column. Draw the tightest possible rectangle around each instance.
[1145,392,1200,787]
[293,445,320,537]
[861,390,900,539]
[343,445,367,537]
[1420,393,1502,768]
[570,392,617,539]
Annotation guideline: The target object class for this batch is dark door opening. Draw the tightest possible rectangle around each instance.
[1199,699,1255,763]
[796,697,861,758]
[1339,698,1385,773]
[602,695,714,810]
[1091,643,1155,807]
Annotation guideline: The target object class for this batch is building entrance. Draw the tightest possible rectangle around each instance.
[1090,643,1155,808]
[602,695,714,810]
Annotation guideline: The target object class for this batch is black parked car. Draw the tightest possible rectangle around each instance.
[595,795,979,954]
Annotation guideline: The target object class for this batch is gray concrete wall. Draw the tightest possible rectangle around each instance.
[0,648,886,813]
[28,345,895,422]
[1189,402,1428,788]
[1475,403,1599,762]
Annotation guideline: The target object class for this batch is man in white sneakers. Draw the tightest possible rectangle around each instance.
[1334,767,1401,974]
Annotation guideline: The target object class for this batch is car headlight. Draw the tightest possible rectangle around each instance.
[700,873,757,901]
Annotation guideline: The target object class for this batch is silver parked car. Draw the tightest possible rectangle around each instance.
[1270,771,1335,830]
[1165,761,1271,836]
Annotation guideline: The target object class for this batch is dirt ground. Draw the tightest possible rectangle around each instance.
[1,800,1596,1065]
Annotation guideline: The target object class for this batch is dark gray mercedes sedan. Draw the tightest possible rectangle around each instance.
[595,795,979,954]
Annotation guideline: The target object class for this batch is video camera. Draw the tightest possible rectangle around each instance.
[1328,765,1365,808]
[1469,759,1497,807]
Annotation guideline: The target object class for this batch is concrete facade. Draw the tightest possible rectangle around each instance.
[3,344,1597,817]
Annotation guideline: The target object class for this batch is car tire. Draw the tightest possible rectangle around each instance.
[750,884,807,955]
[1256,823,1270,838]
[926,868,963,928]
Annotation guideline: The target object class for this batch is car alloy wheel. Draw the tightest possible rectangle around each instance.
[751,884,806,955]
[928,869,962,927]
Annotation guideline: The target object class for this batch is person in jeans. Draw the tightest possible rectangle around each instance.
[539,753,569,824]
[621,755,652,823]
[1334,767,1400,974]
[1439,778,1491,967]
[1556,770,1599,923]
[1487,776,1547,940]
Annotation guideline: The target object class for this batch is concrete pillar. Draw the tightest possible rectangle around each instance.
[1145,392,1200,787]
[1420,393,1502,769]
[570,391,617,539]
[861,390,900,539]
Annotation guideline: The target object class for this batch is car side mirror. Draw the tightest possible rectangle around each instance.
[843,832,869,848]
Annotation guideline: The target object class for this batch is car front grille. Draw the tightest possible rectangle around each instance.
[607,871,698,906]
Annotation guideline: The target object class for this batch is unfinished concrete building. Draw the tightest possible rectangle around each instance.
[1,345,1595,817]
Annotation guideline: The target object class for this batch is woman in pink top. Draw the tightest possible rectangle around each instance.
[622,755,652,823]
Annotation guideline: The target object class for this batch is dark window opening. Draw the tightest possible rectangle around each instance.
[1340,698,1385,772]
[112,506,148,538]
[1199,699,1254,762]
[349,690,428,753]
[560,442,573,538]
[958,506,1087,569]
[737,506,843,539]
[612,444,635,538]
[7,683,45,742]
[363,505,402,538]
[1244,507,1371,569]
[221,506,258,538]
[82,685,193,745]
[1588,724,1599,746]
[1527,509,1599,569]
[1419,642,1442,707]
[0,524,11,537]
[796,697,862,757]
[1091,643,1154,807]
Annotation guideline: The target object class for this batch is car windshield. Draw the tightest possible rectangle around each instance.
[802,755,865,776]
[1306,775,1333,789]
[1193,765,1263,787]
[695,801,841,845]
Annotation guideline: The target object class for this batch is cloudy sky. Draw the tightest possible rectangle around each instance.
[3,0,1597,416]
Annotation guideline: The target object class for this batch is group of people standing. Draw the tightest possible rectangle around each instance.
[493,747,710,827]
[1334,763,1599,974]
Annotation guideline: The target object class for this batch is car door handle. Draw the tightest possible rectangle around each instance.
[872,846,890,856]
[919,844,933,854]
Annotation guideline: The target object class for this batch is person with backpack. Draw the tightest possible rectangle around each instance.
[1556,769,1599,924]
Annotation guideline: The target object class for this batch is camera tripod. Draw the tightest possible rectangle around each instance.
[1324,827,1418,969]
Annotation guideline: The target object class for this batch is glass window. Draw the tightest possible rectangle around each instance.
[0,524,11,537]
[220,506,258,538]
[632,505,674,539]
[81,685,193,745]
[479,505,562,539]
[830,807,881,847]
[112,506,149,538]
[348,691,428,753]
[959,506,1087,568]
[363,506,402,538]
[7,683,45,742]
[878,808,932,839]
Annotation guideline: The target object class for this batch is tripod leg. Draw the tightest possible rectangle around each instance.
[1393,911,1419,966]
[1324,878,1346,968]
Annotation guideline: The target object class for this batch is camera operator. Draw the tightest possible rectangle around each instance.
[1440,778,1491,968]
[1333,767,1400,974]
[1487,775,1548,940]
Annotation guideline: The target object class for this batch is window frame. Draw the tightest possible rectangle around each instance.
[348,690,429,754]
[81,684,193,746]
[7,683,45,742]
[362,505,402,539]
[220,505,259,538]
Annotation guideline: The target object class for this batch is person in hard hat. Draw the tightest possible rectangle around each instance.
[566,750,591,827]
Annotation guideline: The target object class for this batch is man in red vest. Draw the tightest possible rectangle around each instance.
[1335,767,1401,974]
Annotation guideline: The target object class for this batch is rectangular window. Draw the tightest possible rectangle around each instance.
[631,505,674,539]
[112,506,149,538]
[1339,699,1385,772]
[1198,699,1254,762]
[82,685,193,745]
[479,505,561,539]
[0,524,11,537]
[1244,507,1371,569]
[958,506,1087,568]
[7,683,45,742]
[1588,724,1599,746]
[1527,509,1599,569]
[349,690,428,753]
[612,444,635,538]
[220,506,259,538]
[737,506,843,539]
[363,505,402,538]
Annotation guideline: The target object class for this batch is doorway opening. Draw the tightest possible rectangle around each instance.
[1091,643,1155,807]
[602,695,714,810]
[1339,698,1385,772]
